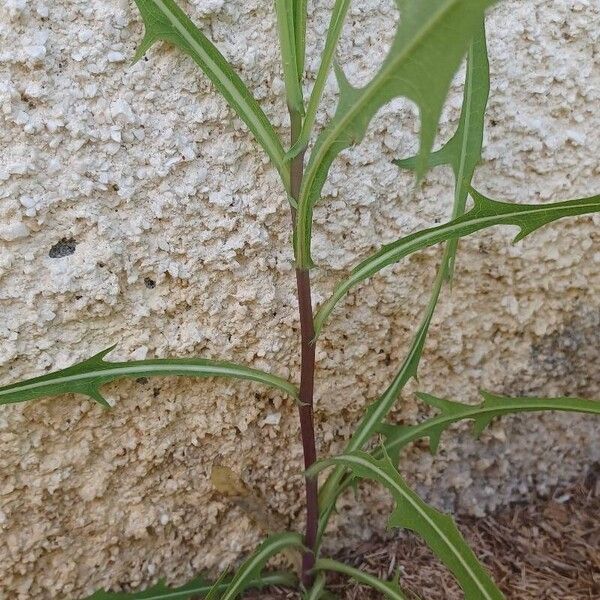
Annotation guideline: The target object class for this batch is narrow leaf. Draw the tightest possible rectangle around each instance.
[379,391,600,464]
[203,570,230,600]
[315,558,408,600]
[395,20,490,282]
[293,0,308,79]
[286,0,351,160]
[210,532,304,600]
[84,572,295,600]
[0,347,298,407]
[318,260,448,531]
[311,453,504,600]
[314,190,600,337]
[294,0,496,267]
[303,572,327,600]
[275,0,304,114]
[318,21,492,536]
[132,0,289,190]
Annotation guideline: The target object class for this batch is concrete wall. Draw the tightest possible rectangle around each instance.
[0,0,599,597]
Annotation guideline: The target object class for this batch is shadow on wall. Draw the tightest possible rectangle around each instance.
[527,308,600,398]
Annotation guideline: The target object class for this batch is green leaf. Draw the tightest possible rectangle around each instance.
[203,570,231,600]
[303,572,327,600]
[209,532,304,600]
[84,576,212,600]
[84,572,295,599]
[315,558,408,600]
[324,391,600,549]
[294,0,496,267]
[286,0,352,160]
[317,260,450,534]
[275,0,304,114]
[0,346,298,408]
[395,20,490,282]
[313,189,600,337]
[380,391,600,463]
[293,0,308,80]
[132,0,289,190]
[310,453,504,600]
[317,22,491,539]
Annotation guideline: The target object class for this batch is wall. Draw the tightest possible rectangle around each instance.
[0,0,599,597]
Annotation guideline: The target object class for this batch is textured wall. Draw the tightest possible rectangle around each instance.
[1,0,599,597]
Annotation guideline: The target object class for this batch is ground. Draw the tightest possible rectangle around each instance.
[246,467,600,599]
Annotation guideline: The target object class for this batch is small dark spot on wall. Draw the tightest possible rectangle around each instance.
[111,183,119,192]
[144,277,156,289]
[49,237,77,258]
[136,377,149,385]
[490,119,498,127]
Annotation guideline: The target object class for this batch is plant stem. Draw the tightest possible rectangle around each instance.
[289,109,318,588]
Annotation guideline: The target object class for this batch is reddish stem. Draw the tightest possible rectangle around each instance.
[289,110,318,588]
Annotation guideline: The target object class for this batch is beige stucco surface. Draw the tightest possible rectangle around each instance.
[1,0,599,597]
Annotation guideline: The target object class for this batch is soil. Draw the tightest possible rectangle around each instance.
[246,466,600,599]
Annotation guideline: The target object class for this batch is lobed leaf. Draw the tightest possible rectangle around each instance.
[310,453,504,600]
[313,189,600,337]
[315,558,408,600]
[318,180,600,521]
[132,0,289,190]
[0,346,298,408]
[380,391,600,464]
[318,25,493,533]
[317,263,443,538]
[294,0,496,267]
[395,20,490,282]
[322,391,600,544]
[318,243,467,528]
[207,532,304,600]
[84,572,295,600]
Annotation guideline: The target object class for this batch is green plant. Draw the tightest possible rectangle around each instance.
[2,1,599,598]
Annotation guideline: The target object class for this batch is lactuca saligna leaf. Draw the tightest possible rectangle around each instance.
[84,572,295,599]
[313,189,600,337]
[310,452,504,600]
[84,576,212,600]
[395,20,490,282]
[315,558,408,600]
[379,391,600,465]
[132,0,289,190]
[317,251,464,535]
[303,572,340,600]
[275,0,304,114]
[208,532,304,600]
[318,21,493,537]
[294,0,496,267]
[293,0,308,78]
[324,392,600,536]
[0,346,298,408]
[286,0,352,160]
